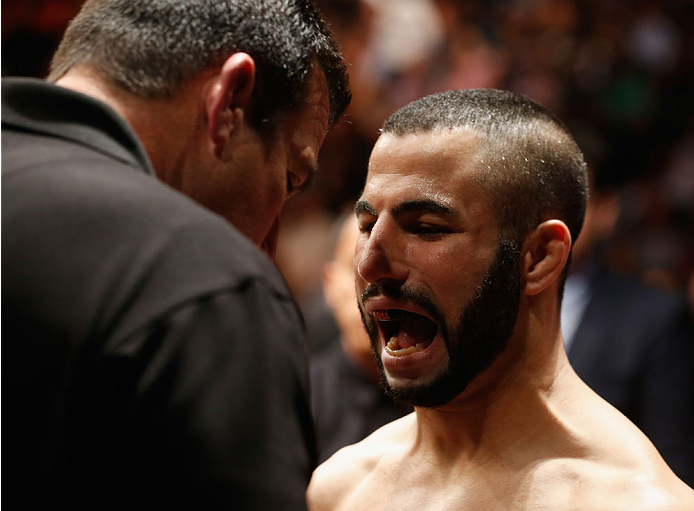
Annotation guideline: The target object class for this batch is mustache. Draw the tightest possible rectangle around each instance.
[360,283,444,327]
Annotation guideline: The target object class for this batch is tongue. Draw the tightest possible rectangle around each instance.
[397,316,437,349]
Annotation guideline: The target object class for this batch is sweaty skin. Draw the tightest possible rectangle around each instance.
[306,130,694,511]
[308,370,693,510]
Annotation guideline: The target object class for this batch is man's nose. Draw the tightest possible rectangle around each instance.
[355,220,408,286]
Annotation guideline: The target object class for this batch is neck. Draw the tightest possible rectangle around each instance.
[410,297,585,463]
[54,66,203,186]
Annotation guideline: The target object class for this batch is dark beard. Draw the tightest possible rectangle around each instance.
[359,239,521,408]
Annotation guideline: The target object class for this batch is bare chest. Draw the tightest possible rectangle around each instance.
[331,459,633,511]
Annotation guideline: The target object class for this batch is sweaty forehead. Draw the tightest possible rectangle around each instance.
[364,129,484,198]
[369,129,481,175]
[360,129,499,225]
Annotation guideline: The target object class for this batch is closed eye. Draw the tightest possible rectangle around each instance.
[358,218,376,234]
[287,161,318,197]
[409,223,452,239]
[286,171,300,195]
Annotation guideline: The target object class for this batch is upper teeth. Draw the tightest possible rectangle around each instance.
[372,309,407,321]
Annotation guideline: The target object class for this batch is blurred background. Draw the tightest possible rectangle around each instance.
[4,0,693,350]
[4,0,694,483]
[281,0,694,351]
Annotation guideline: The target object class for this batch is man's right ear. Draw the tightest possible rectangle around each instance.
[205,52,256,159]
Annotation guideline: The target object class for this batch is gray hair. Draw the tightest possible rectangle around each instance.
[49,0,351,137]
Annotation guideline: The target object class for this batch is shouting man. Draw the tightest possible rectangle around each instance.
[307,89,693,510]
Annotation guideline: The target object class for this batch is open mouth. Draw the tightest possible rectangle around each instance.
[371,309,439,357]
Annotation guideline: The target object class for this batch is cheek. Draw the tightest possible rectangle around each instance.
[407,242,467,274]
[265,179,286,211]
[258,138,289,190]
[354,237,367,279]
[241,178,283,243]
[410,242,491,305]
[254,163,288,218]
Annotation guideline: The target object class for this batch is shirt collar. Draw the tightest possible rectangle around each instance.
[2,77,155,176]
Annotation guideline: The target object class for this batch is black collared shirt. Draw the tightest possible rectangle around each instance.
[2,78,316,510]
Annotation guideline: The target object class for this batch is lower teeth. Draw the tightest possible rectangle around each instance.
[386,336,428,357]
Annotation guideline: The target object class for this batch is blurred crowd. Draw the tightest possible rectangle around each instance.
[4,0,694,336]
[277,0,694,339]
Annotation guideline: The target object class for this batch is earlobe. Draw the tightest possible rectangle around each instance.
[522,220,572,296]
[205,52,256,159]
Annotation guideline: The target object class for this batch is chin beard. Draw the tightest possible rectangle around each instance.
[361,239,521,408]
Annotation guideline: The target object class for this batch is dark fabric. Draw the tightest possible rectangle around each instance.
[2,78,316,510]
[568,264,694,486]
[310,342,412,463]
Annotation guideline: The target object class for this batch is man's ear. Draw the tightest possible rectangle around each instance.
[205,52,256,159]
[521,220,572,296]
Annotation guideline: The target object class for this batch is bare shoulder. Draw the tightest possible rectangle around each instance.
[518,387,694,510]
[528,455,694,511]
[628,476,694,511]
[585,462,694,511]
[307,413,416,511]
[552,380,694,510]
[617,462,694,511]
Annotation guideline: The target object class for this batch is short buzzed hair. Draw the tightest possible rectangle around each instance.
[382,89,588,248]
[49,0,351,137]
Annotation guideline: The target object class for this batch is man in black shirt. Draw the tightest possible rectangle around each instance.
[2,1,350,509]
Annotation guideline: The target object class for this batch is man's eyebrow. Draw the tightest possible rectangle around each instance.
[354,199,459,218]
[355,199,376,216]
[392,199,458,217]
